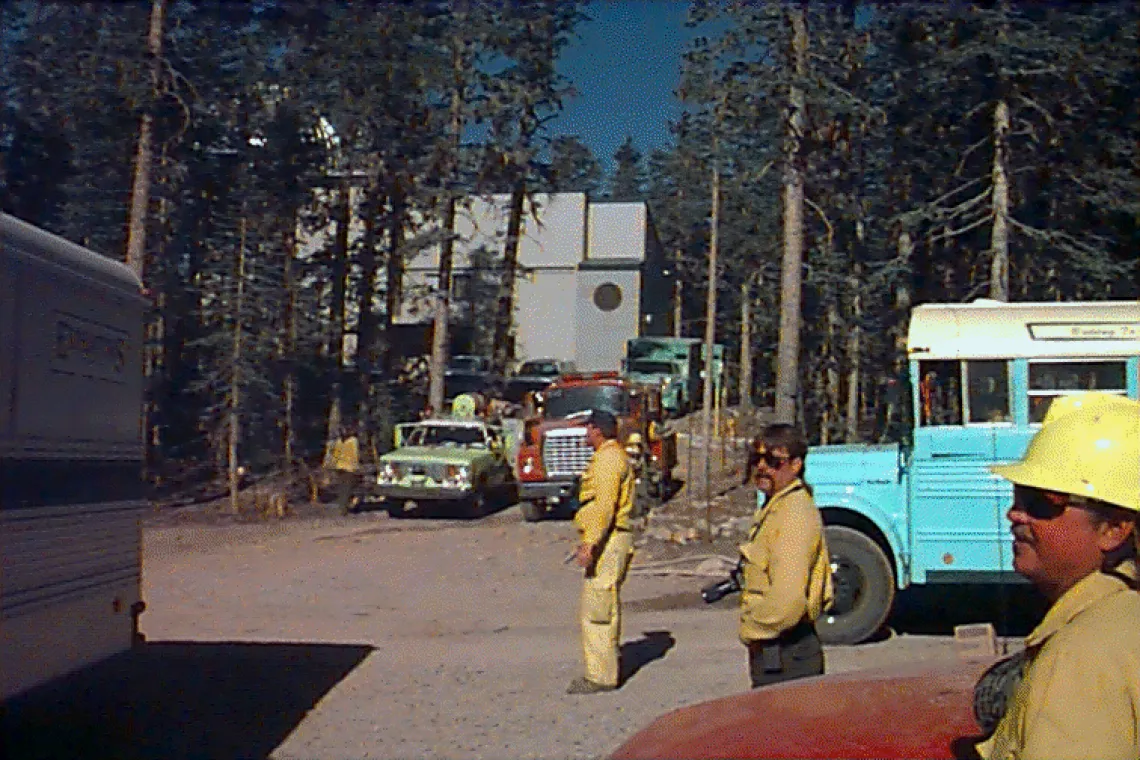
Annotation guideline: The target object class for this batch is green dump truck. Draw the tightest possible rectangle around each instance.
[624,337,725,417]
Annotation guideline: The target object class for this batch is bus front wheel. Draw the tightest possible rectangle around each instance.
[817,525,895,645]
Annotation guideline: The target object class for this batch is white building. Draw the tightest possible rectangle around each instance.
[401,192,672,372]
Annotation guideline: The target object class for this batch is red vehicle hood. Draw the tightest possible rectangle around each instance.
[609,659,995,760]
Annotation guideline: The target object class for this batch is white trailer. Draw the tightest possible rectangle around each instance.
[1,213,148,701]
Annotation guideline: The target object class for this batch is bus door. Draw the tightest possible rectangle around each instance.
[909,358,1011,582]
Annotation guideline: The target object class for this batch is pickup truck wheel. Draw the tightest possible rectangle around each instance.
[817,525,895,645]
[388,500,408,519]
[520,500,545,522]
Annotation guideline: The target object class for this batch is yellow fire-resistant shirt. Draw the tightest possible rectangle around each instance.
[977,561,1140,760]
[739,479,834,642]
[574,439,634,549]
[327,436,360,473]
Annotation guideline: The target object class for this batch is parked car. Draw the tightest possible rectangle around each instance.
[444,355,499,401]
[504,358,575,403]
[371,418,514,518]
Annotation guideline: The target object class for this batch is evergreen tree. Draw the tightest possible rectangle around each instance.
[544,135,603,195]
[606,135,646,201]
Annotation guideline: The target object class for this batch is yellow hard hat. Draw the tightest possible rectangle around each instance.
[1041,391,1137,426]
[991,395,1139,512]
[626,432,644,446]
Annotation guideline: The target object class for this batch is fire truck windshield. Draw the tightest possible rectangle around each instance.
[544,385,630,418]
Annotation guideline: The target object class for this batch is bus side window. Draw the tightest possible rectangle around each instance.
[1028,360,1128,424]
[918,360,963,426]
[967,360,1010,423]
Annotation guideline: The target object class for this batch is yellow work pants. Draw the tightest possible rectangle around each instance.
[580,530,634,687]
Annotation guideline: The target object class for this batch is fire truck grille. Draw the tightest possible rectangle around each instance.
[542,428,592,477]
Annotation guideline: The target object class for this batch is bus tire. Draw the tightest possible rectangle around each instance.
[817,525,895,646]
[520,500,545,522]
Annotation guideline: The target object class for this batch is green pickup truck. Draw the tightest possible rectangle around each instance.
[374,418,515,518]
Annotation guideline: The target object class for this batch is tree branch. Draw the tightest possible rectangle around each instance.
[926,212,992,244]
[922,175,986,212]
[804,196,834,251]
[1014,93,1055,127]
[932,187,993,223]
[954,135,993,176]
[811,73,888,120]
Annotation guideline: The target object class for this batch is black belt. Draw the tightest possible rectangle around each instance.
[614,526,632,533]
[776,619,816,645]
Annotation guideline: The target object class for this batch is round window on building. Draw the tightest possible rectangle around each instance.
[593,282,622,312]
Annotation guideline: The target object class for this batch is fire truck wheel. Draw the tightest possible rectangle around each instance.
[520,500,545,522]
[817,525,895,645]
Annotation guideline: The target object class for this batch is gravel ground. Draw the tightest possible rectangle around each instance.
[125,505,1000,760]
[5,433,1040,760]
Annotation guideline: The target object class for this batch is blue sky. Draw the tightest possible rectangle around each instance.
[553,1,696,171]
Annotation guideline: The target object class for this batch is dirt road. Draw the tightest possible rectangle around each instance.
[143,505,982,760]
[6,502,1023,760]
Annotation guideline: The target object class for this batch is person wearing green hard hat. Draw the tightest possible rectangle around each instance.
[976,392,1139,760]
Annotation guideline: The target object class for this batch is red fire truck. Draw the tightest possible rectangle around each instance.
[514,372,677,522]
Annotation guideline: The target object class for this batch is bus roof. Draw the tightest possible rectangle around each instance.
[1,213,142,295]
[908,300,1140,360]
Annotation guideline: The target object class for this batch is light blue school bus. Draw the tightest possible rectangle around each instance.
[811,299,1140,644]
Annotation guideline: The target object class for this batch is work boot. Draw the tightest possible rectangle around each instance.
[566,677,616,695]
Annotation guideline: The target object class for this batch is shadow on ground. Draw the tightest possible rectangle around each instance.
[620,630,676,686]
[625,582,1049,644]
[2,641,372,760]
[889,582,1049,639]
[357,486,519,521]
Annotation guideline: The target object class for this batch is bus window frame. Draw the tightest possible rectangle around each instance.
[1026,358,1130,425]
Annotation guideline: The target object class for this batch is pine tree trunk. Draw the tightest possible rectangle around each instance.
[430,197,457,414]
[382,180,405,377]
[125,0,164,279]
[823,299,839,445]
[894,229,913,355]
[701,165,719,540]
[989,99,1010,301]
[673,274,683,338]
[143,183,168,484]
[492,179,526,375]
[129,0,165,483]
[739,277,753,411]
[774,7,807,425]
[325,180,351,452]
[228,215,247,514]
[356,182,382,433]
[282,214,297,465]
[430,47,466,413]
[844,273,863,442]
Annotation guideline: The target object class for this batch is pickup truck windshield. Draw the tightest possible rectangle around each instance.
[544,386,630,418]
[406,425,486,448]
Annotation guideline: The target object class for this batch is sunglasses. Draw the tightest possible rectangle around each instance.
[754,451,792,469]
[1012,486,1069,520]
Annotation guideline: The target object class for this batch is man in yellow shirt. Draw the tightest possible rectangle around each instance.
[325,423,361,515]
[739,424,834,688]
[976,395,1139,760]
[567,410,635,695]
